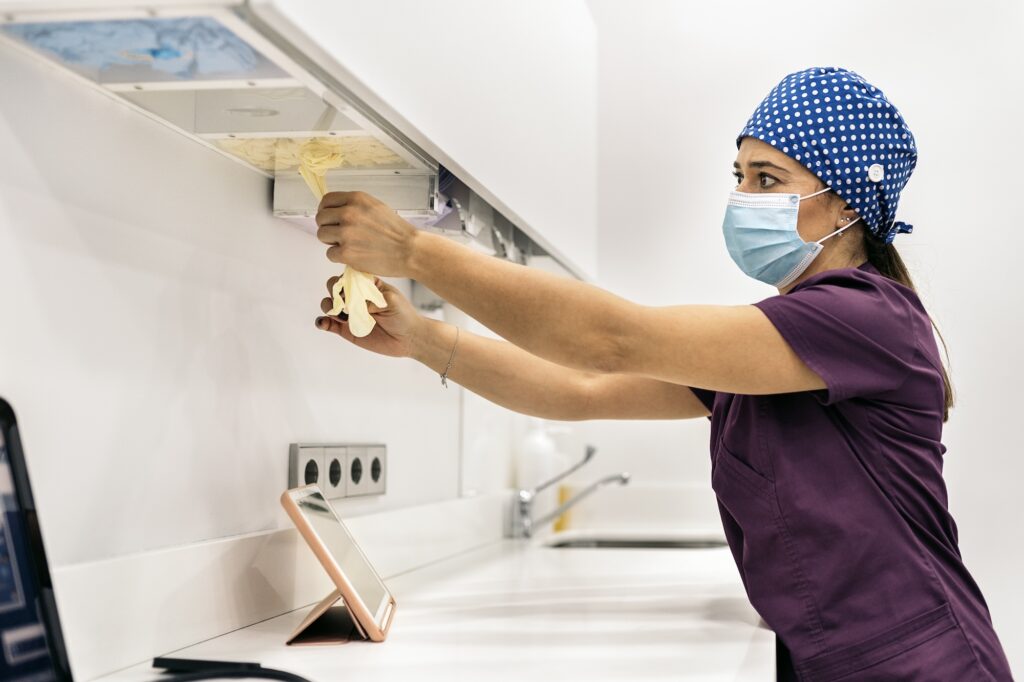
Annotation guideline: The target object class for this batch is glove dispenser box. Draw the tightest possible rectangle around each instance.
[1,6,446,214]
[0,3,570,269]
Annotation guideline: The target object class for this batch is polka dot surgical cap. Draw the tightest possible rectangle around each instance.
[737,66,916,244]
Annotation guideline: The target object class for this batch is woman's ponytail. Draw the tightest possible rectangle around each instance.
[865,236,955,423]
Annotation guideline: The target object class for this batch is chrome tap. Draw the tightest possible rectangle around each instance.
[510,444,631,538]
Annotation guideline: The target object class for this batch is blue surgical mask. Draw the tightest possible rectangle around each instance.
[722,187,861,288]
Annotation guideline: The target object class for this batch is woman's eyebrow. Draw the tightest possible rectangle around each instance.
[733,160,792,175]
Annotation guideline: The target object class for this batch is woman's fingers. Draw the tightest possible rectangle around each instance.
[320,296,348,318]
[325,275,340,295]
[315,316,352,339]
[325,245,346,264]
[317,190,365,212]
[372,276,397,298]
[315,316,339,333]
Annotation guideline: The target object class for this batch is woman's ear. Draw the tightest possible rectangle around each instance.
[837,203,859,228]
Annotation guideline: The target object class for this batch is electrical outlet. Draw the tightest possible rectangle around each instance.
[365,445,386,495]
[289,443,385,498]
[322,447,347,500]
[288,445,324,489]
[345,446,370,497]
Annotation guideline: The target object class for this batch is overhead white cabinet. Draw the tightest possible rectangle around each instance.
[245,0,599,280]
[0,0,598,280]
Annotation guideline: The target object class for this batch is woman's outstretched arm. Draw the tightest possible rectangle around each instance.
[316,276,709,421]
[407,232,824,396]
[316,191,825,396]
[409,317,710,421]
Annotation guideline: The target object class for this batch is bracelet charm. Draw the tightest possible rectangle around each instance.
[440,326,460,388]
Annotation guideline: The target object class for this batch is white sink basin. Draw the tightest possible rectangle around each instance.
[546,537,727,549]
[541,527,728,550]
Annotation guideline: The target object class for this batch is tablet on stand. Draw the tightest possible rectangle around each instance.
[280,485,396,645]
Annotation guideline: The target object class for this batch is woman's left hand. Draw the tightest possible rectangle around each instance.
[315,191,419,277]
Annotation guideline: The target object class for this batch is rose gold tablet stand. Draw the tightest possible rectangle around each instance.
[286,589,369,645]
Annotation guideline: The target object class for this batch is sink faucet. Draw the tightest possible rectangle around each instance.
[509,444,631,538]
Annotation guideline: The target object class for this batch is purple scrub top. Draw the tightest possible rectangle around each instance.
[689,260,1013,681]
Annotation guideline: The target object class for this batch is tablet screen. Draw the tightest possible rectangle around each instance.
[290,489,390,624]
[0,414,71,680]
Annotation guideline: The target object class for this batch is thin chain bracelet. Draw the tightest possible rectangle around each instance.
[440,325,460,388]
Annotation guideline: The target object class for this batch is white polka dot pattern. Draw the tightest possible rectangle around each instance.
[737,66,916,245]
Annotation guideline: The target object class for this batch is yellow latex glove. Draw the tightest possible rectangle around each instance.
[298,138,386,337]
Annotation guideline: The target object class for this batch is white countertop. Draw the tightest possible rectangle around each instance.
[97,537,774,681]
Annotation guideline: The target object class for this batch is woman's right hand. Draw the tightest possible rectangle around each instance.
[315,275,425,358]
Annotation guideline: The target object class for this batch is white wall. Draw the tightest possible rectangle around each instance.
[585,0,1023,674]
[0,0,588,587]
[0,37,466,566]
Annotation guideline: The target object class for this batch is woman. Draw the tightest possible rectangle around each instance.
[313,67,1013,680]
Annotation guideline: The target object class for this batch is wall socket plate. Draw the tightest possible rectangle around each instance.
[346,446,370,497]
[365,445,386,496]
[288,445,324,489]
[322,447,347,500]
[289,443,386,499]
[344,445,388,497]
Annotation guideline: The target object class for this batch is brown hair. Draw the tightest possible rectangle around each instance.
[863,235,955,422]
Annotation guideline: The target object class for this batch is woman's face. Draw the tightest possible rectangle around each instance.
[733,136,859,245]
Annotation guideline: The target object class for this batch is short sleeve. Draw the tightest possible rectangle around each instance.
[688,386,715,419]
[751,271,918,405]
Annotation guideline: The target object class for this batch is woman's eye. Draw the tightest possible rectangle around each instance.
[732,171,778,188]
